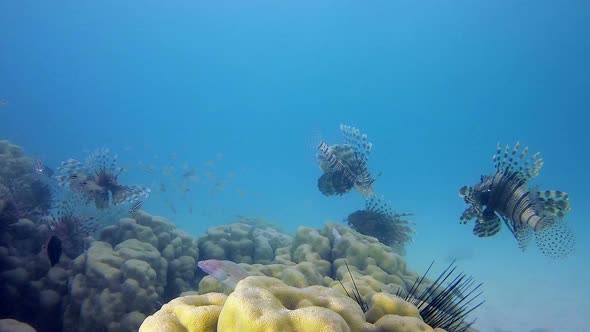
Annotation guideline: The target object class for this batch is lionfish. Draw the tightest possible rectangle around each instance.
[316,124,375,196]
[56,148,150,210]
[459,142,574,258]
[346,195,414,254]
[44,194,100,259]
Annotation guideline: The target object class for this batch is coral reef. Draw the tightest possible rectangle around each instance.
[197,222,293,264]
[0,140,480,332]
[0,140,52,227]
[62,211,199,332]
[0,217,70,332]
[0,141,67,332]
[195,222,425,295]
[0,319,37,332]
[141,276,452,332]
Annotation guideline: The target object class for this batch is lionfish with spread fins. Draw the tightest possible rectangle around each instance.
[346,195,414,255]
[56,148,151,210]
[316,124,375,196]
[459,142,574,259]
[43,193,100,259]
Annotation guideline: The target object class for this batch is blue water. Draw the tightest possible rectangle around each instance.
[1,1,589,331]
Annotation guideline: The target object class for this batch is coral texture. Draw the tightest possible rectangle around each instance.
[62,211,199,332]
[141,276,448,332]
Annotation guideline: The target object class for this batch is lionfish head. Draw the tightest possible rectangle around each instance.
[95,170,119,190]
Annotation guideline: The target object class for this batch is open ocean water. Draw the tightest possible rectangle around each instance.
[1,1,589,331]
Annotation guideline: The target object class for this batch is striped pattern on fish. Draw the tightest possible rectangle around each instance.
[459,142,574,258]
[317,141,374,196]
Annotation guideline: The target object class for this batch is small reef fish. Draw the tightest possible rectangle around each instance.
[182,169,197,178]
[34,160,54,178]
[128,200,143,214]
[47,235,62,267]
[164,199,177,214]
[34,160,44,174]
[459,142,574,258]
[197,259,250,289]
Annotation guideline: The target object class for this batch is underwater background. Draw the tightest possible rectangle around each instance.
[1,1,589,331]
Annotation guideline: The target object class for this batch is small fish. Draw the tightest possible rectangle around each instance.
[165,199,177,214]
[47,235,62,267]
[197,259,250,289]
[0,99,7,106]
[182,169,197,178]
[159,183,166,192]
[128,200,143,214]
[34,160,44,174]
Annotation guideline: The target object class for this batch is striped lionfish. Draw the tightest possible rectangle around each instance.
[316,124,375,196]
[56,148,150,210]
[459,142,574,258]
[346,195,414,255]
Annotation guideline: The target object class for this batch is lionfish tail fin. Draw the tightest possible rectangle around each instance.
[535,221,575,259]
[535,190,571,219]
[503,216,533,252]
[339,124,372,163]
[492,142,543,181]
[515,226,533,252]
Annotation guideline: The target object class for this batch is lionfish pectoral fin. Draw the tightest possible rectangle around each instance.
[535,190,571,219]
[112,185,151,205]
[473,214,502,237]
[460,206,479,224]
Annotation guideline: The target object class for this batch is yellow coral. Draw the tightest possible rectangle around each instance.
[139,293,227,332]
[365,292,421,323]
[217,276,367,332]
[374,315,437,332]
[141,276,457,332]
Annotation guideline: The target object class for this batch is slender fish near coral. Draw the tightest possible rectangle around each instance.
[197,259,250,289]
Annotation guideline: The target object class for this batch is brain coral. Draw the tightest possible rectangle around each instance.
[62,211,200,332]
[141,276,449,332]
